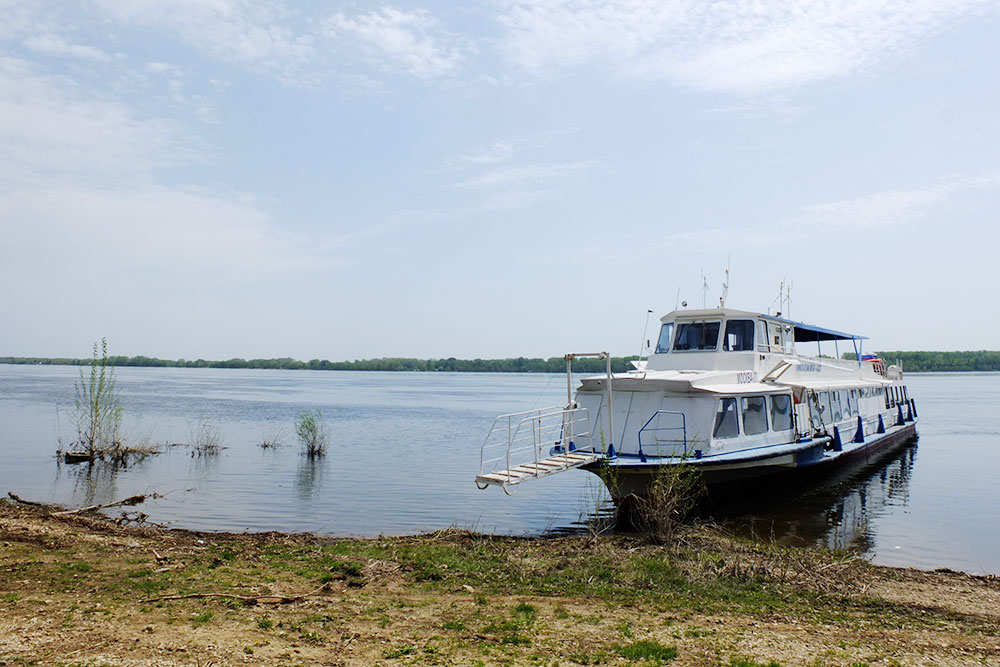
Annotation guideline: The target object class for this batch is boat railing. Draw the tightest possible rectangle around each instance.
[477,406,595,484]
[637,410,689,458]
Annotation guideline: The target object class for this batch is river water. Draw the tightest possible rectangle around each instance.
[0,365,996,574]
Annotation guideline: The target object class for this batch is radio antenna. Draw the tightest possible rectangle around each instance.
[719,257,730,307]
[638,309,654,359]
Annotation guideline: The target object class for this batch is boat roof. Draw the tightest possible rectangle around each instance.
[663,307,866,342]
[774,317,868,343]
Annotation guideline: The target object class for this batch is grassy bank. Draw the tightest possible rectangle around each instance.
[1,500,998,666]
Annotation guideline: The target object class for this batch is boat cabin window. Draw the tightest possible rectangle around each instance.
[810,391,827,425]
[741,396,768,435]
[654,322,674,354]
[713,398,739,438]
[723,319,755,351]
[767,321,783,352]
[770,394,793,431]
[756,319,768,351]
[674,321,721,351]
[831,391,842,422]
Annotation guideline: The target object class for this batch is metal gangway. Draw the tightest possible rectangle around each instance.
[475,352,613,494]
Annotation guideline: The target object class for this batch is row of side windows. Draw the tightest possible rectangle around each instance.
[713,394,794,439]
[810,386,887,424]
[884,385,908,409]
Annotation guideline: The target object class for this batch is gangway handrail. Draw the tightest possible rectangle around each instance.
[477,406,594,490]
[475,350,614,492]
[477,405,561,476]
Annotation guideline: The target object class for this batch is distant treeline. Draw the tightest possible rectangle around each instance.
[845,350,1000,372]
[4,350,999,373]
[0,355,640,374]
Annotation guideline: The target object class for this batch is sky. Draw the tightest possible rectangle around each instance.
[1,0,999,361]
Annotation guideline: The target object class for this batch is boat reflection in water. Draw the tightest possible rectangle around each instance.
[716,435,919,554]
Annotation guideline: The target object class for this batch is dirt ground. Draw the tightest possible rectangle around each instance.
[2,498,999,666]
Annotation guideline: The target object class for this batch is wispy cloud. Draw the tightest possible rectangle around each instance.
[322,7,466,79]
[93,0,316,86]
[496,0,996,93]
[643,173,1000,255]
[443,128,582,169]
[0,56,199,188]
[450,140,516,165]
[23,33,111,61]
[143,61,220,124]
[792,173,1000,229]
[0,185,333,281]
[451,161,593,190]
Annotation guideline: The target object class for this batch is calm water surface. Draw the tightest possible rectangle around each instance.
[0,365,997,574]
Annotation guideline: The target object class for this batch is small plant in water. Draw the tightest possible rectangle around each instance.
[73,338,124,460]
[296,409,328,458]
[259,428,282,449]
[191,415,224,455]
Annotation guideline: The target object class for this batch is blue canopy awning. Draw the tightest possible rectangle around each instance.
[772,317,868,343]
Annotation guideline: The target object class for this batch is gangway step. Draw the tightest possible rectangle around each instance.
[475,452,601,489]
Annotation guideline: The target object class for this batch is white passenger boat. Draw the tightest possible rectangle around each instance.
[475,306,918,501]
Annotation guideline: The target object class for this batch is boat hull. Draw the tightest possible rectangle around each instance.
[585,421,918,501]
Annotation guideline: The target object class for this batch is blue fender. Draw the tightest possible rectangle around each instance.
[852,415,865,443]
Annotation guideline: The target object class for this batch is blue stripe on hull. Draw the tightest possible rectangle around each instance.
[586,421,918,498]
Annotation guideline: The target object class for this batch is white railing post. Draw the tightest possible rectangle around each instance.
[506,414,512,481]
[532,416,539,469]
[605,352,614,456]
[565,355,574,451]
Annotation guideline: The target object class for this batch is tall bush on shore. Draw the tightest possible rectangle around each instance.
[632,462,704,546]
[74,338,123,458]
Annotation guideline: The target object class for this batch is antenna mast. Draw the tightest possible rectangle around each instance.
[719,258,730,308]
[638,309,654,359]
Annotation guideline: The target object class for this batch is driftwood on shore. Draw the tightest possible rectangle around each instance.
[7,492,44,506]
[7,491,161,515]
[140,583,332,606]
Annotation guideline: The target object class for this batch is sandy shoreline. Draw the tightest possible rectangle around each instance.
[2,499,999,666]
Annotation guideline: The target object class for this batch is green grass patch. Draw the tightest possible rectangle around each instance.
[512,602,537,621]
[57,562,93,573]
[191,611,213,627]
[383,645,416,659]
[617,639,678,663]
